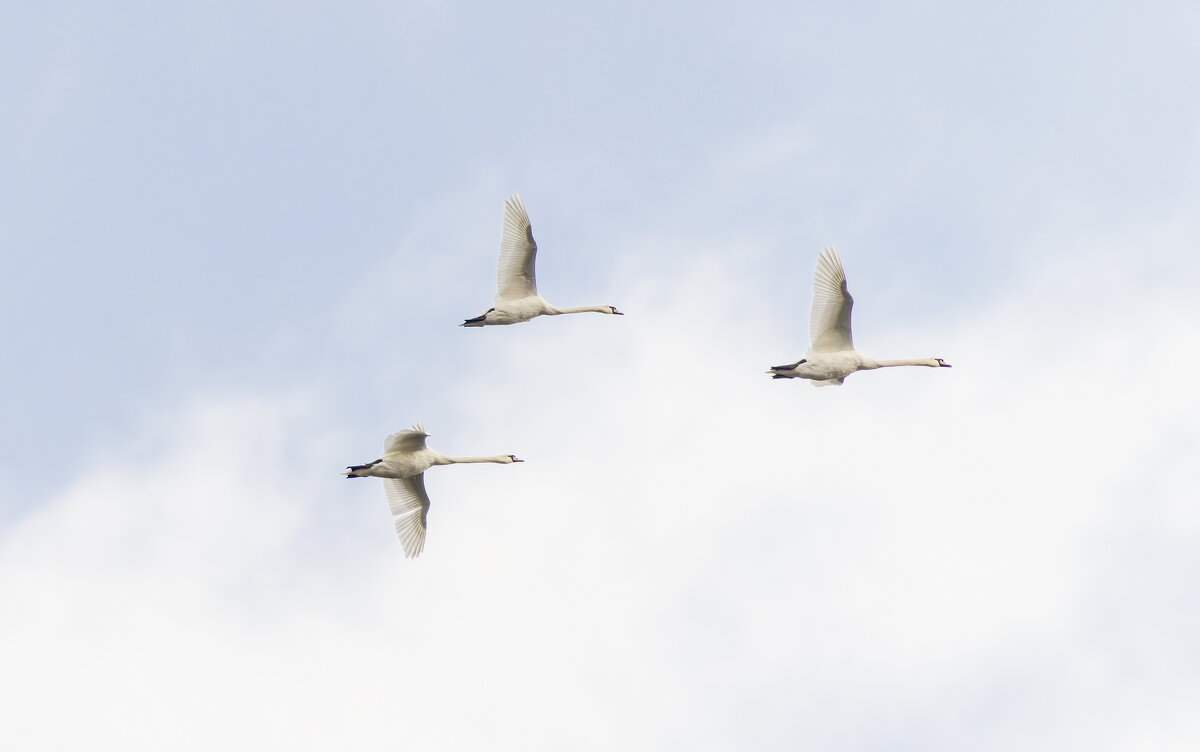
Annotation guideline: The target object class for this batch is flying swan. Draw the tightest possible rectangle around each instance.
[767,246,952,386]
[344,423,523,558]
[461,194,624,326]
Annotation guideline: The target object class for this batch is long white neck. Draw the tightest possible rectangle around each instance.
[546,304,611,315]
[434,454,513,465]
[861,357,941,370]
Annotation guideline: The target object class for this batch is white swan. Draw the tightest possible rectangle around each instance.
[767,246,951,386]
[344,423,523,558]
[461,194,624,326]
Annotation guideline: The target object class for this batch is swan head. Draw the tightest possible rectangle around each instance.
[607,306,624,315]
[507,454,524,463]
[934,358,952,367]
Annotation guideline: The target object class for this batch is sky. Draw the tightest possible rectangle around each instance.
[3,1,1200,749]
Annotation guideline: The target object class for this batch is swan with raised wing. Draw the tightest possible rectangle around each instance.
[344,423,522,558]
[767,246,951,386]
[461,194,623,326]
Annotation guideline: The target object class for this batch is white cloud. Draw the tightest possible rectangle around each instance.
[3,215,1199,750]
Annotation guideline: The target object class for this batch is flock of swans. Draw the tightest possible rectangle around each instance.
[345,194,952,557]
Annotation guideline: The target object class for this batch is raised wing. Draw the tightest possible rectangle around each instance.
[494,194,538,302]
[809,245,855,353]
[384,474,431,559]
[383,423,429,455]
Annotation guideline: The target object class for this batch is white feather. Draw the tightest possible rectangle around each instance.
[809,245,855,353]
[383,423,428,455]
[495,194,538,303]
[384,476,430,559]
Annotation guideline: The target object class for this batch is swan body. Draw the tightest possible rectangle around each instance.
[768,246,951,386]
[344,423,522,558]
[461,195,623,326]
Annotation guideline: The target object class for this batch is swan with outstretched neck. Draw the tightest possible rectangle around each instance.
[345,423,522,558]
[768,246,952,386]
[460,194,623,326]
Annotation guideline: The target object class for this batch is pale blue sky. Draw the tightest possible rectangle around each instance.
[3,2,1200,749]
[5,1,1197,487]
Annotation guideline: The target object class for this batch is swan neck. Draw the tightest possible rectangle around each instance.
[865,357,937,368]
[436,455,510,464]
[547,304,608,315]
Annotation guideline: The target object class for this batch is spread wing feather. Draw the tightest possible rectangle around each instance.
[384,475,431,559]
[809,245,855,353]
[383,423,429,455]
[495,194,538,302]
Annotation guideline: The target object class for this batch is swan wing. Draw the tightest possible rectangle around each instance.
[809,245,855,353]
[383,423,429,455]
[384,474,431,559]
[495,194,538,302]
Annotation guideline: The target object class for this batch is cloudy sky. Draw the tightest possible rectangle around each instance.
[3,1,1200,749]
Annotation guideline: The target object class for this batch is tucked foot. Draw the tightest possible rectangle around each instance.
[766,358,806,378]
[771,359,806,371]
[344,459,382,477]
